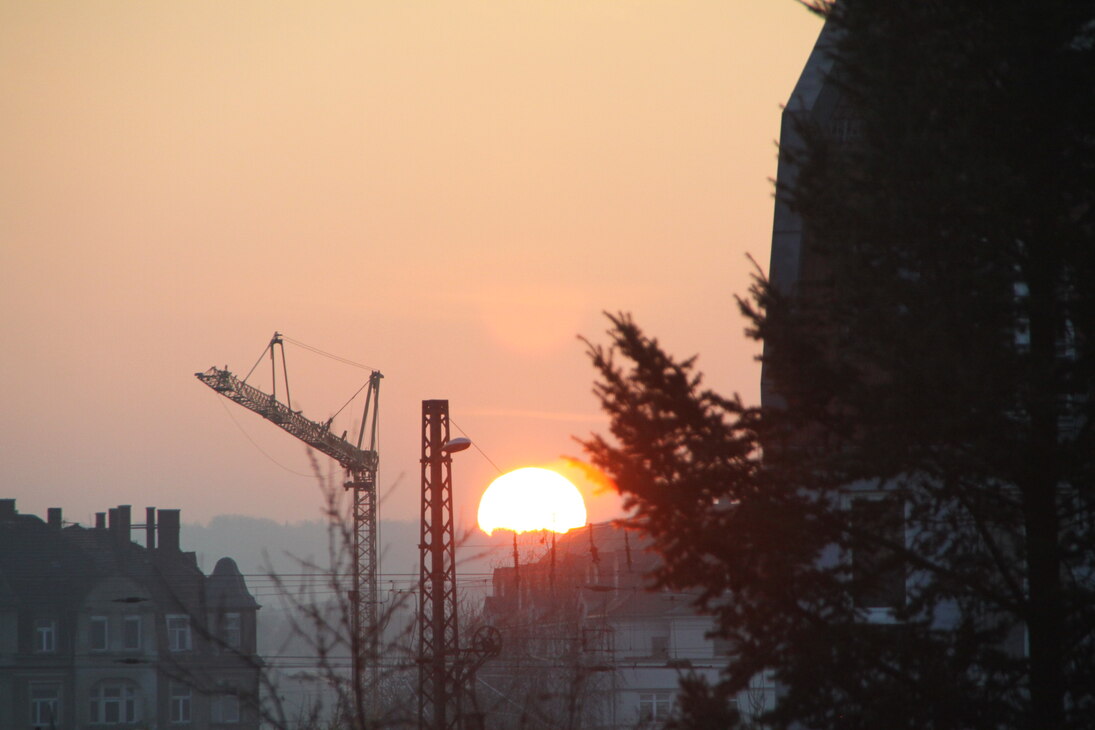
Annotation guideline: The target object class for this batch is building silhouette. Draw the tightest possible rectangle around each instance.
[0,499,261,729]
[763,18,845,411]
[758,9,1064,724]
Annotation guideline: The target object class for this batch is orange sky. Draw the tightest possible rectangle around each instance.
[0,1,821,530]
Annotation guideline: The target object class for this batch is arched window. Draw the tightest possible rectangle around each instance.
[89,680,140,724]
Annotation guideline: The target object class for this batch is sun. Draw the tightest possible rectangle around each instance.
[478,467,588,536]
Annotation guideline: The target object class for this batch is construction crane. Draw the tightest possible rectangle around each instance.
[195,333,382,716]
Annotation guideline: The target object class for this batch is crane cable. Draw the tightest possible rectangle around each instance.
[282,335,379,372]
[328,377,376,425]
[273,335,381,433]
[239,333,380,431]
[210,392,314,478]
[241,339,273,384]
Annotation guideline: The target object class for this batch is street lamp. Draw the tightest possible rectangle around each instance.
[442,437,471,454]
[419,401,469,730]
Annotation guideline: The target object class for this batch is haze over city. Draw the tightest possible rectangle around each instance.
[1,2,822,532]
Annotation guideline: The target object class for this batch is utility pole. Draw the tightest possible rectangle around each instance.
[418,400,467,730]
[416,400,502,730]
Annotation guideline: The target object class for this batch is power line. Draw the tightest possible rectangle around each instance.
[451,418,504,475]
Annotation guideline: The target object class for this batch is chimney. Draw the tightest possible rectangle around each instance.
[95,512,106,529]
[47,508,62,529]
[108,505,132,544]
[145,507,157,550]
[117,505,131,541]
[0,499,15,521]
[158,509,181,553]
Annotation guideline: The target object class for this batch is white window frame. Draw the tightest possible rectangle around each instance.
[30,683,61,725]
[123,615,142,651]
[34,619,57,653]
[845,492,907,620]
[90,615,109,651]
[221,612,242,650]
[170,681,192,724]
[167,614,192,652]
[638,691,673,723]
[212,692,241,723]
[89,680,140,724]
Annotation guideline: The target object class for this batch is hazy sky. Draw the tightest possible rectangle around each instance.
[1,1,821,531]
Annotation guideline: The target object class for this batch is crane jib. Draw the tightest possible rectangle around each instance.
[194,367,377,473]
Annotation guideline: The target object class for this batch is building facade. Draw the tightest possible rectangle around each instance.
[480,523,774,729]
[0,499,261,729]
[762,17,842,411]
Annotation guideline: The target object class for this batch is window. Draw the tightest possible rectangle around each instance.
[651,635,669,659]
[167,615,192,652]
[638,692,673,723]
[89,681,139,724]
[713,636,734,657]
[34,619,57,653]
[221,613,242,650]
[123,615,141,650]
[850,497,907,610]
[212,693,241,723]
[170,682,192,724]
[90,615,109,651]
[828,116,864,144]
[30,684,61,725]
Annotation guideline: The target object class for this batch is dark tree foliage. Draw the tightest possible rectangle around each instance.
[665,674,743,730]
[582,2,1095,728]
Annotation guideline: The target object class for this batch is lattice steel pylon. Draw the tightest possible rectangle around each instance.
[419,399,462,730]
[196,333,382,718]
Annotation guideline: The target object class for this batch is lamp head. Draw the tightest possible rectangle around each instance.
[442,437,472,454]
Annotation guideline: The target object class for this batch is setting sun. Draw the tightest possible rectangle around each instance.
[478,467,588,536]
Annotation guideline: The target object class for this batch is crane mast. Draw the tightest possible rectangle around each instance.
[195,333,382,714]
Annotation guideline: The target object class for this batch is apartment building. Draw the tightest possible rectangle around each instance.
[0,499,261,729]
[481,523,773,728]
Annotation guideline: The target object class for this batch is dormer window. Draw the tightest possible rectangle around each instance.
[221,612,242,650]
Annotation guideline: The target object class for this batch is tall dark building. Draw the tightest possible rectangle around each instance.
[756,8,1092,726]
[0,499,261,729]
[762,19,845,411]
